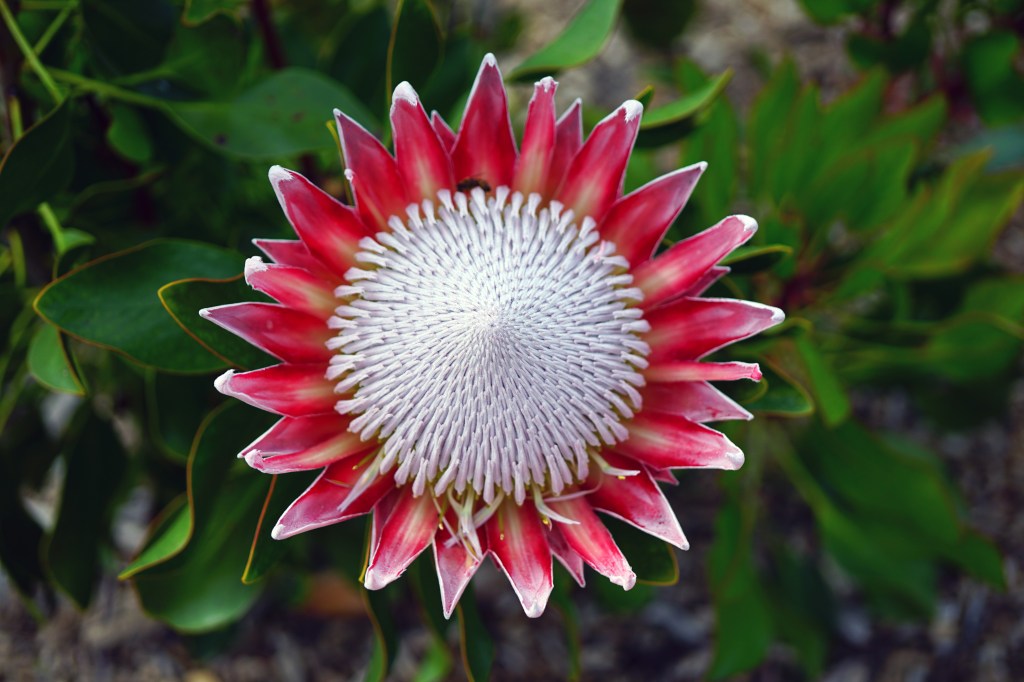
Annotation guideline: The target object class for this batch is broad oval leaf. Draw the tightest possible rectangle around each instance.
[35,240,243,373]
[0,100,73,229]
[636,70,732,148]
[159,276,275,371]
[508,0,622,81]
[166,69,377,159]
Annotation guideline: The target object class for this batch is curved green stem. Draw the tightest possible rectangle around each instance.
[48,67,167,108]
[0,0,64,104]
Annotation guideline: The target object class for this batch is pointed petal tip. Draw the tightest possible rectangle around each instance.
[735,213,758,235]
[271,523,287,540]
[723,443,745,470]
[622,99,643,122]
[213,369,234,394]
[362,567,393,591]
[482,52,497,67]
[243,255,267,281]
[611,570,637,591]
[391,81,419,107]
[536,76,557,90]
[268,165,290,184]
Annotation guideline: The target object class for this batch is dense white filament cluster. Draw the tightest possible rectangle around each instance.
[328,187,651,504]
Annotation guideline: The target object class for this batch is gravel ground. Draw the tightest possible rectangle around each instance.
[3,1,1023,681]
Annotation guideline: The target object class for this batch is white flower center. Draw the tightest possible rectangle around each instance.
[328,187,651,504]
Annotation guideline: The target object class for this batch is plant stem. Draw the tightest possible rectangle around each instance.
[21,1,77,9]
[0,0,64,104]
[37,202,65,253]
[48,67,167,108]
[32,3,73,55]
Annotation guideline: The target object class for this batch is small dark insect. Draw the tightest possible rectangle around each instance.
[456,177,492,193]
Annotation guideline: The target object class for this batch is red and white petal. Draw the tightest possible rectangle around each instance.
[544,524,586,586]
[451,53,517,190]
[364,492,440,590]
[645,298,785,361]
[557,100,642,222]
[547,497,636,590]
[431,111,456,152]
[616,411,744,470]
[634,215,757,309]
[512,77,557,195]
[244,258,337,318]
[200,302,333,363]
[641,381,753,424]
[645,360,762,383]
[214,364,336,417]
[486,499,553,618]
[433,519,484,619]
[335,112,410,230]
[545,99,582,197]
[268,167,372,277]
[391,82,455,200]
[241,414,374,473]
[681,265,729,297]
[588,451,688,549]
[252,239,338,281]
[272,459,395,539]
[598,163,706,265]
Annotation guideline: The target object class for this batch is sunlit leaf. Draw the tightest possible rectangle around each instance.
[27,323,84,395]
[635,70,731,147]
[508,0,622,81]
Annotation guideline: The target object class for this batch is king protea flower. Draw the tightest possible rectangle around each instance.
[201,54,783,618]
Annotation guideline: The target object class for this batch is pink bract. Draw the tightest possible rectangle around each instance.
[202,54,784,619]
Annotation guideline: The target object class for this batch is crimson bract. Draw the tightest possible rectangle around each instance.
[201,54,783,618]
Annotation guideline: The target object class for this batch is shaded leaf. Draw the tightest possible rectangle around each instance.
[46,415,128,608]
[81,0,176,73]
[35,240,241,373]
[604,516,677,585]
[636,70,732,148]
[183,0,248,25]
[131,403,275,631]
[0,100,73,229]
[243,471,318,584]
[457,586,494,682]
[159,275,275,371]
[794,335,850,427]
[167,69,376,160]
[720,243,792,274]
[388,0,443,92]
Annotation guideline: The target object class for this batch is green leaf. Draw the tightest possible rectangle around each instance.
[35,240,242,373]
[364,584,400,682]
[719,243,792,274]
[119,496,191,579]
[747,60,799,201]
[46,415,129,608]
[746,363,814,417]
[27,323,84,395]
[962,31,1024,125]
[166,69,376,160]
[0,100,72,229]
[242,471,317,584]
[387,0,443,92]
[635,69,732,148]
[107,104,153,164]
[707,502,773,679]
[159,275,276,371]
[413,636,454,682]
[794,335,850,427]
[81,0,176,73]
[604,516,677,584]
[183,0,248,25]
[508,0,622,81]
[456,587,494,682]
[131,403,275,632]
[146,372,215,462]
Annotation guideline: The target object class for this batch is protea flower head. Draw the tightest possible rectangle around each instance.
[201,54,783,618]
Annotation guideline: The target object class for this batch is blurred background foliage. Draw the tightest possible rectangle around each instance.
[1,0,1023,679]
